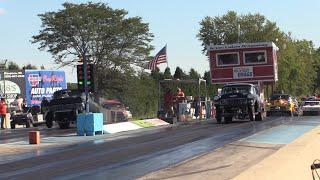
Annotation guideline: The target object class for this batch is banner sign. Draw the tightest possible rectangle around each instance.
[233,66,253,79]
[0,71,25,104]
[25,70,67,106]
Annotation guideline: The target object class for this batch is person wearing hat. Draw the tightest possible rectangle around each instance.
[0,98,7,129]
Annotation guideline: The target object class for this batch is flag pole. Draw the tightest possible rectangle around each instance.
[166,44,168,68]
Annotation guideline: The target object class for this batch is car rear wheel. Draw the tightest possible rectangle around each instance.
[225,116,232,124]
[10,122,16,129]
[249,106,255,121]
[26,119,33,128]
[255,112,263,121]
[58,122,70,129]
[216,108,222,124]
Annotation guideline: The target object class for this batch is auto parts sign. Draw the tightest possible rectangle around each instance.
[25,70,67,106]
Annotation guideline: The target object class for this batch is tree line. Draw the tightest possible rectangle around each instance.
[2,61,40,71]
[30,3,320,118]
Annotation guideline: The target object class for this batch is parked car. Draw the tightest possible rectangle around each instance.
[10,106,44,129]
[266,94,295,116]
[301,100,320,116]
[102,99,132,122]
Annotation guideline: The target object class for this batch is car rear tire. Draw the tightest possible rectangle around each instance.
[225,116,232,124]
[216,108,222,124]
[26,119,33,128]
[58,122,70,129]
[266,111,272,117]
[46,120,53,128]
[10,122,15,129]
[249,106,255,121]
[255,112,263,121]
[45,112,54,128]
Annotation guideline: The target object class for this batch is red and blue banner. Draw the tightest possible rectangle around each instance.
[25,70,67,106]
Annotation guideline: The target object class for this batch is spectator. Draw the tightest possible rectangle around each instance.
[163,88,174,117]
[173,88,185,119]
[11,95,23,113]
[174,88,185,101]
[0,98,7,129]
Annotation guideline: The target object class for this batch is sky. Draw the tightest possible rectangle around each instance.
[0,0,319,83]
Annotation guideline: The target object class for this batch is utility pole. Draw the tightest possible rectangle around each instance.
[0,59,7,100]
[237,24,241,43]
[82,54,89,113]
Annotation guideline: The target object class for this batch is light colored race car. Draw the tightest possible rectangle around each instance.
[302,100,320,116]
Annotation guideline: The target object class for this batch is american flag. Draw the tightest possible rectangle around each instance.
[148,45,167,70]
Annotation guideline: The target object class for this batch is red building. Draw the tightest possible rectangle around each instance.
[208,42,279,84]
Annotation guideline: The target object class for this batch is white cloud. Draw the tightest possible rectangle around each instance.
[0,8,6,15]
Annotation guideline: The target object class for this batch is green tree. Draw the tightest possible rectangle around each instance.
[150,67,164,81]
[32,2,154,94]
[197,11,320,96]
[123,72,158,118]
[7,61,20,71]
[163,67,172,79]
[188,68,200,79]
[22,64,37,70]
[197,11,284,52]
[173,66,186,79]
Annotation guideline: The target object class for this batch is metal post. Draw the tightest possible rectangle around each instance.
[237,24,241,43]
[158,81,161,113]
[0,60,7,100]
[83,55,89,113]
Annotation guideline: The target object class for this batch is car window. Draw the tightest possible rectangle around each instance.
[222,85,251,94]
[270,94,289,101]
[304,101,320,106]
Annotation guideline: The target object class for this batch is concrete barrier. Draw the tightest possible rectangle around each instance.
[103,119,169,134]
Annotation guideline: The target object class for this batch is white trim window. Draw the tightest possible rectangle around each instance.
[216,52,240,67]
[243,50,267,65]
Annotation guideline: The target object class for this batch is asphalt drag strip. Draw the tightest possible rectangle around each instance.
[140,116,320,180]
[1,116,315,179]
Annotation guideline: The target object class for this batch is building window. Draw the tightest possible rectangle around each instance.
[216,52,239,66]
[244,51,267,64]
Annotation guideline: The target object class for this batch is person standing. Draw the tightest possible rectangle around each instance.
[173,88,185,121]
[0,98,7,129]
[174,88,185,100]
[163,88,174,117]
[11,95,23,113]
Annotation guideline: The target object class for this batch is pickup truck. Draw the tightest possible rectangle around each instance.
[214,83,265,123]
[45,89,85,129]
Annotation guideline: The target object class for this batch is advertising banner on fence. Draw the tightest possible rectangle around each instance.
[0,71,25,104]
[25,70,67,106]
